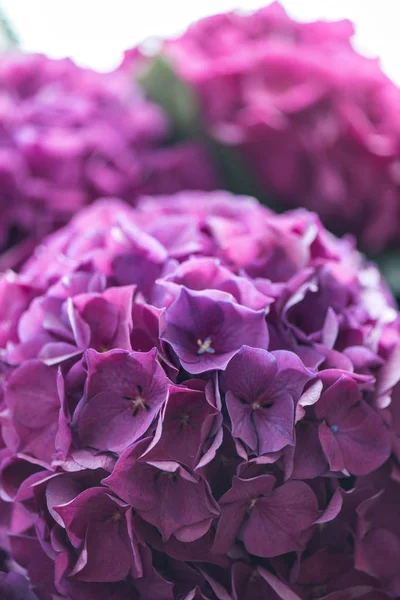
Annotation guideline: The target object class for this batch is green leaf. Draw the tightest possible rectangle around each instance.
[374,251,400,301]
[205,135,279,209]
[138,54,283,213]
[138,55,199,141]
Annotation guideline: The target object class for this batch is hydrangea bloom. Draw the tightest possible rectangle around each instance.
[0,53,218,270]
[125,1,400,254]
[0,190,399,599]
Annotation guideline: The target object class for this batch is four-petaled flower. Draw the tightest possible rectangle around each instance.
[221,345,312,454]
[161,287,269,374]
[315,375,391,475]
[213,474,319,557]
[75,348,169,452]
[104,443,220,543]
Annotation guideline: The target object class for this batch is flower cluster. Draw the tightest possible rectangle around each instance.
[0,53,218,270]
[125,1,400,254]
[0,190,398,599]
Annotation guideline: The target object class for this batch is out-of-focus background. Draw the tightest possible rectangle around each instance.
[1,0,400,80]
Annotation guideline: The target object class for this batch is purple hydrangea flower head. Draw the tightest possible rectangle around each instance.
[0,53,218,270]
[125,2,400,254]
[0,190,399,597]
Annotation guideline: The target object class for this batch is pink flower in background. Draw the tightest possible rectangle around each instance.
[125,1,400,255]
[0,53,218,270]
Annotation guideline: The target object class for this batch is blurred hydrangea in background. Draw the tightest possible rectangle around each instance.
[0,52,218,271]
[3,0,400,286]
[127,3,400,275]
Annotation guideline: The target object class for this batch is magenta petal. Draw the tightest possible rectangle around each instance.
[258,567,301,600]
[334,404,391,475]
[161,288,269,374]
[232,562,301,600]
[67,298,91,349]
[273,350,313,397]
[315,375,360,424]
[222,346,307,454]
[315,488,344,524]
[212,500,247,556]
[225,392,258,452]
[318,422,345,473]
[355,528,400,594]
[77,348,168,452]
[213,475,276,554]
[4,360,59,461]
[292,419,328,479]
[5,360,58,429]
[72,520,132,582]
[252,391,295,454]
[104,452,219,543]
[221,346,278,401]
[143,381,219,469]
[242,481,318,557]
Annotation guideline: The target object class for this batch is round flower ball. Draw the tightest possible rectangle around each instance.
[126,1,400,255]
[0,191,399,600]
[0,53,218,271]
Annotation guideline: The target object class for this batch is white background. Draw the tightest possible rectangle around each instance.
[2,0,400,83]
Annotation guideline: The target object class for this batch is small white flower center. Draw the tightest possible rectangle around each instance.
[249,497,258,509]
[133,396,146,408]
[197,337,215,355]
[111,511,122,523]
[123,391,150,416]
